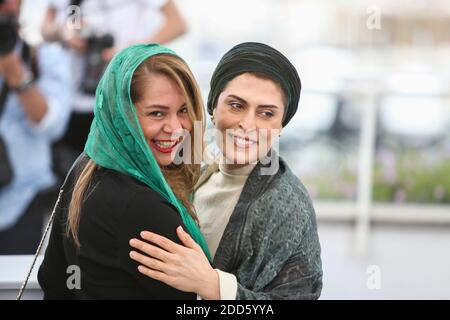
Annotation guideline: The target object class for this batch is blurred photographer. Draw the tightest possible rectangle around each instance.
[0,0,71,254]
[41,0,188,161]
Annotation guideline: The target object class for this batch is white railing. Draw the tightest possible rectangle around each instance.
[0,255,43,300]
[309,84,450,256]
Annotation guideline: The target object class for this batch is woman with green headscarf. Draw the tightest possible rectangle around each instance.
[37,44,213,299]
[130,42,323,300]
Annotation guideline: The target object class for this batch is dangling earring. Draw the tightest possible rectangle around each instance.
[279,128,283,137]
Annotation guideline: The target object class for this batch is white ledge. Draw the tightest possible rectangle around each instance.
[0,255,43,290]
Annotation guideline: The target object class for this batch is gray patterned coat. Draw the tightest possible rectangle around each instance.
[195,157,323,300]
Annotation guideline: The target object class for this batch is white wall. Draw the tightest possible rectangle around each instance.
[318,221,450,299]
[0,256,43,300]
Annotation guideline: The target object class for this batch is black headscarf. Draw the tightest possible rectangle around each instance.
[207,42,301,127]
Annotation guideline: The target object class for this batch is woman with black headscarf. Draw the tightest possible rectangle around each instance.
[129,42,323,300]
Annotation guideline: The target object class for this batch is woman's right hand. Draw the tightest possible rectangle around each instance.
[129,226,221,299]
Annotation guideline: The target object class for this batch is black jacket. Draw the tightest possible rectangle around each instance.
[38,160,195,300]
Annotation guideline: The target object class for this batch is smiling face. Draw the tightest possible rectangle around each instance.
[134,73,192,166]
[214,73,285,167]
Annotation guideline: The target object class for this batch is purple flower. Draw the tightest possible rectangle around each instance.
[394,189,407,203]
[434,186,446,201]
[383,167,397,185]
[342,184,356,199]
[378,149,397,185]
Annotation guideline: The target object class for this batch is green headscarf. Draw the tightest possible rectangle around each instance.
[84,44,212,261]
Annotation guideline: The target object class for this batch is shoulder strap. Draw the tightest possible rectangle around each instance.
[16,154,86,300]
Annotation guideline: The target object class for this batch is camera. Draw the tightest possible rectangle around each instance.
[79,30,114,95]
[0,13,19,56]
